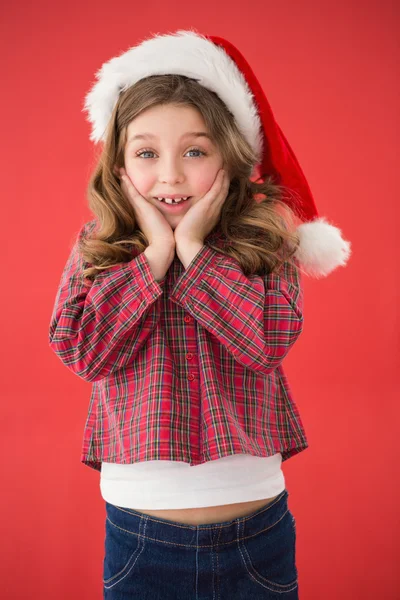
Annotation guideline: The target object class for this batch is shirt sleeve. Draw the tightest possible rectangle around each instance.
[48,221,165,382]
[169,244,304,375]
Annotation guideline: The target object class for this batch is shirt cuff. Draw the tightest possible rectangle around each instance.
[130,251,166,302]
[169,244,221,305]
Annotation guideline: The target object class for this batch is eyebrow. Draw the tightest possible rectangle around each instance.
[127,132,212,146]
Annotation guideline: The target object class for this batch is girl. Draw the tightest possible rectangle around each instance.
[49,29,351,599]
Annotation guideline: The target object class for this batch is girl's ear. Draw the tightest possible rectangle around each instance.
[113,165,120,178]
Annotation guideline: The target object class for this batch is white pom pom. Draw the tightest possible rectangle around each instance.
[295,217,352,278]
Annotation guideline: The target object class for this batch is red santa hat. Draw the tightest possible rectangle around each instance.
[83,28,351,278]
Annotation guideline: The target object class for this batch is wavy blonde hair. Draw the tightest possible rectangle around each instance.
[80,74,304,281]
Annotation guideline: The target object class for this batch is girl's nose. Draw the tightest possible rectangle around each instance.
[158,159,185,185]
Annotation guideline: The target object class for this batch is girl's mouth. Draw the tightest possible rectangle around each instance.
[153,197,192,210]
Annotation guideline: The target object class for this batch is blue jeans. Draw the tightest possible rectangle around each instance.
[103,488,299,599]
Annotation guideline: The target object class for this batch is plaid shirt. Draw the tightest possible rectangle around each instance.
[49,220,308,472]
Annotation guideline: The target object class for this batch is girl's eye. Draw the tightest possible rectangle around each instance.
[136,150,156,159]
[186,147,206,158]
[135,147,207,159]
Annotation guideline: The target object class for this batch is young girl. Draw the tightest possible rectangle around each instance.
[49,29,351,599]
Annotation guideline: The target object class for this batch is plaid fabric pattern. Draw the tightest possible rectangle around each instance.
[49,220,308,471]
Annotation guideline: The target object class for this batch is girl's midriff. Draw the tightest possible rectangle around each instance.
[130,495,281,525]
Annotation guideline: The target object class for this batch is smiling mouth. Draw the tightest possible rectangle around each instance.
[153,197,192,204]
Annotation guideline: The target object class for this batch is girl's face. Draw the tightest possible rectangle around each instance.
[122,103,224,230]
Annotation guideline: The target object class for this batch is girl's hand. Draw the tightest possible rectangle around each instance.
[118,168,175,249]
[174,169,230,244]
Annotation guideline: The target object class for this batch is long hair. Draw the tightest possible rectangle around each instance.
[80,74,303,281]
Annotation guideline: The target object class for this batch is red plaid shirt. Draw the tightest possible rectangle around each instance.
[49,220,308,472]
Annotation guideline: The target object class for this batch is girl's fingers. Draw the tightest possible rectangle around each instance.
[205,169,227,202]
[120,169,144,204]
[218,169,229,189]
[213,169,229,200]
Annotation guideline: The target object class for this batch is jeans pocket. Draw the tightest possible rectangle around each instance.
[102,510,146,590]
[237,508,298,594]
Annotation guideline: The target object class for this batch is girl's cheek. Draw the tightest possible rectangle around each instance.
[192,169,221,196]
[126,169,153,197]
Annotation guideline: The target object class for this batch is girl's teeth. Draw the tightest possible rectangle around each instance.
[156,197,189,204]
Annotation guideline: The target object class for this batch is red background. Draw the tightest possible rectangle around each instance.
[2,0,399,598]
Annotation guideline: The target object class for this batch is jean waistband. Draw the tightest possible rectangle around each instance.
[105,488,289,549]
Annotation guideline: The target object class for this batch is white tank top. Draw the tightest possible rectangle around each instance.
[100,453,285,509]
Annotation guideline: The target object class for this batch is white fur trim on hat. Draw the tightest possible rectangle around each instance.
[295,217,352,278]
[83,29,263,159]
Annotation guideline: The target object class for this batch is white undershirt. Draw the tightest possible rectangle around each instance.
[100,453,285,509]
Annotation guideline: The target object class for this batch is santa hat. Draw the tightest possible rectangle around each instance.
[83,28,351,278]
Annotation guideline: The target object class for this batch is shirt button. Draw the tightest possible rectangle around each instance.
[184,315,192,323]
[186,353,193,360]
[187,373,195,381]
